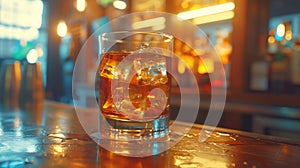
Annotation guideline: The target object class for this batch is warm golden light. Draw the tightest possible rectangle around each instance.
[268,36,275,44]
[35,45,44,57]
[76,0,86,12]
[285,30,292,40]
[193,11,234,25]
[177,2,235,20]
[113,0,127,10]
[178,61,186,74]
[198,65,207,74]
[152,24,166,31]
[174,154,228,168]
[26,49,39,64]
[198,59,214,74]
[52,145,65,156]
[276,23,285,38]
[57,20,67,37]
[181,1,189,9]
[132,17,166,30]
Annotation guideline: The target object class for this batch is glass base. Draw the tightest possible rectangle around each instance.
[100,116,169,141]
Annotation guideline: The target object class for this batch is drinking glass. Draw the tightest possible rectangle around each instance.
[98,31,173,140]
[19,62,44,108]
[0,60,22,108]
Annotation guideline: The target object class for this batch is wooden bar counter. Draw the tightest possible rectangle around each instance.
[0,100,300,167]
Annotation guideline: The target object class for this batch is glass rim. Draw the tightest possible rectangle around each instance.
[101,31,173,43]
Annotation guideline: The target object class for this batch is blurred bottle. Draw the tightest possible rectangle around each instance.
[269,43,290,93]
[290,38,300,94]
[250,59,269,92]
[0,60,22,109]
[19,62,44,108]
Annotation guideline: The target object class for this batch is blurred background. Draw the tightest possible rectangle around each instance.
[1,0,300,139]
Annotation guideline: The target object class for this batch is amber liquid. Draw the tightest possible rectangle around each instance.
[99,52,170,122]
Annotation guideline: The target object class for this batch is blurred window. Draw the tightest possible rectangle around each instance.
[0,0,47,86]
[0,0,43,40]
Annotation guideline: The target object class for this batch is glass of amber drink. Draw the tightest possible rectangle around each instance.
[98,31,173,140]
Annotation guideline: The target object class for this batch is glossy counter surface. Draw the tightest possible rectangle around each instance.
[0,101,300,167]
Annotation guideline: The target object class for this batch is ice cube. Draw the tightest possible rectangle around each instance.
[100,57,118,79]
[100,56,132,80]
[132,54,168,85]
[157,61,168,84]
[119,99,144,120]
[137,42,151,52]
[114,59,132,81]
[148,88,167,110]
[113,86,124,109]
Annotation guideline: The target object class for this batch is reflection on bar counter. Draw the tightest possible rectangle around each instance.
[0,0,300,144]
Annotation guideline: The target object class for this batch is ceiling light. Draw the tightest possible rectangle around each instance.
[276,23,285,38]
[193,11,234,25]
[26,49,38,64]
[57,20,67,37]
[132,17,166,30]
[76,0,86,12]
[177,2,235,20]
[113,0,127,10]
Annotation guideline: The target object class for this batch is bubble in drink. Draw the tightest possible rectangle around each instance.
[99,52,170,122]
